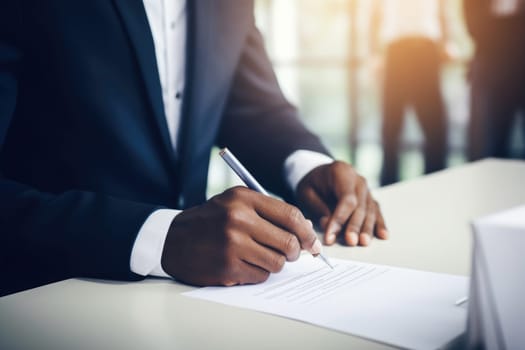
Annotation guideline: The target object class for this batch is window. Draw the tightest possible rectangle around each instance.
[208,0,474,197]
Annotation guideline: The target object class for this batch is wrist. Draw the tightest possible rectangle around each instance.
[284,150,333,193]
[130,209,181,277]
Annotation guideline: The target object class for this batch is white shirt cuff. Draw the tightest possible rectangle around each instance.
[130,209,181,278]
[284,150,334,193]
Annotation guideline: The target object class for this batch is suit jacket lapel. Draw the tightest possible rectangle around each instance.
[176,0,214,167]
[177,0,251,205]
[112,0,176,164]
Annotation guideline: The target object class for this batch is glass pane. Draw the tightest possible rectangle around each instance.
[210,0,478,194]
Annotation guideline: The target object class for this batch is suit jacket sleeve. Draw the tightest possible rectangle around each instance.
[216,19,330,199]
[0,4,158,295]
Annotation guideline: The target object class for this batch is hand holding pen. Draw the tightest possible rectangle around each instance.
[220,148,333,269]
[160,149,332,287]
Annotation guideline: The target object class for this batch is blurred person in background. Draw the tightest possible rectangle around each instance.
[465,0,525,160]
[370,0,454,186]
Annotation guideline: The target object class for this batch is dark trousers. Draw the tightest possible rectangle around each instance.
[381,38,447,186]
[468,58,525,160]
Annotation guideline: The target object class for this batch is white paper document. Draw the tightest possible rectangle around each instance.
[184,255,468,350]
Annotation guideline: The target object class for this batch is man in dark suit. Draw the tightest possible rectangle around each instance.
[465,0,525,160]
[0,1,387,296]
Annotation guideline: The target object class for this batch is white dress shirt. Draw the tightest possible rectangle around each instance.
[131,0,333,277]
[378,0,443,44]
[492,0,525,16]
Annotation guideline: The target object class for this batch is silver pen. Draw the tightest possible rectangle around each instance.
[219,147,334,269]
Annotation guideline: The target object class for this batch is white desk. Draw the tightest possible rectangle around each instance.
[1,159,524,350]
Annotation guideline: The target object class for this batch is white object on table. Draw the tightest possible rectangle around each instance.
[467,205,525,350]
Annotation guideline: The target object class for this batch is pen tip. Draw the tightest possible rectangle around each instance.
[318,253,334,269]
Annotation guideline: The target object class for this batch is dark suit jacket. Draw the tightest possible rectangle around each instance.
[0,0,328,296]
[464,0,525,68]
